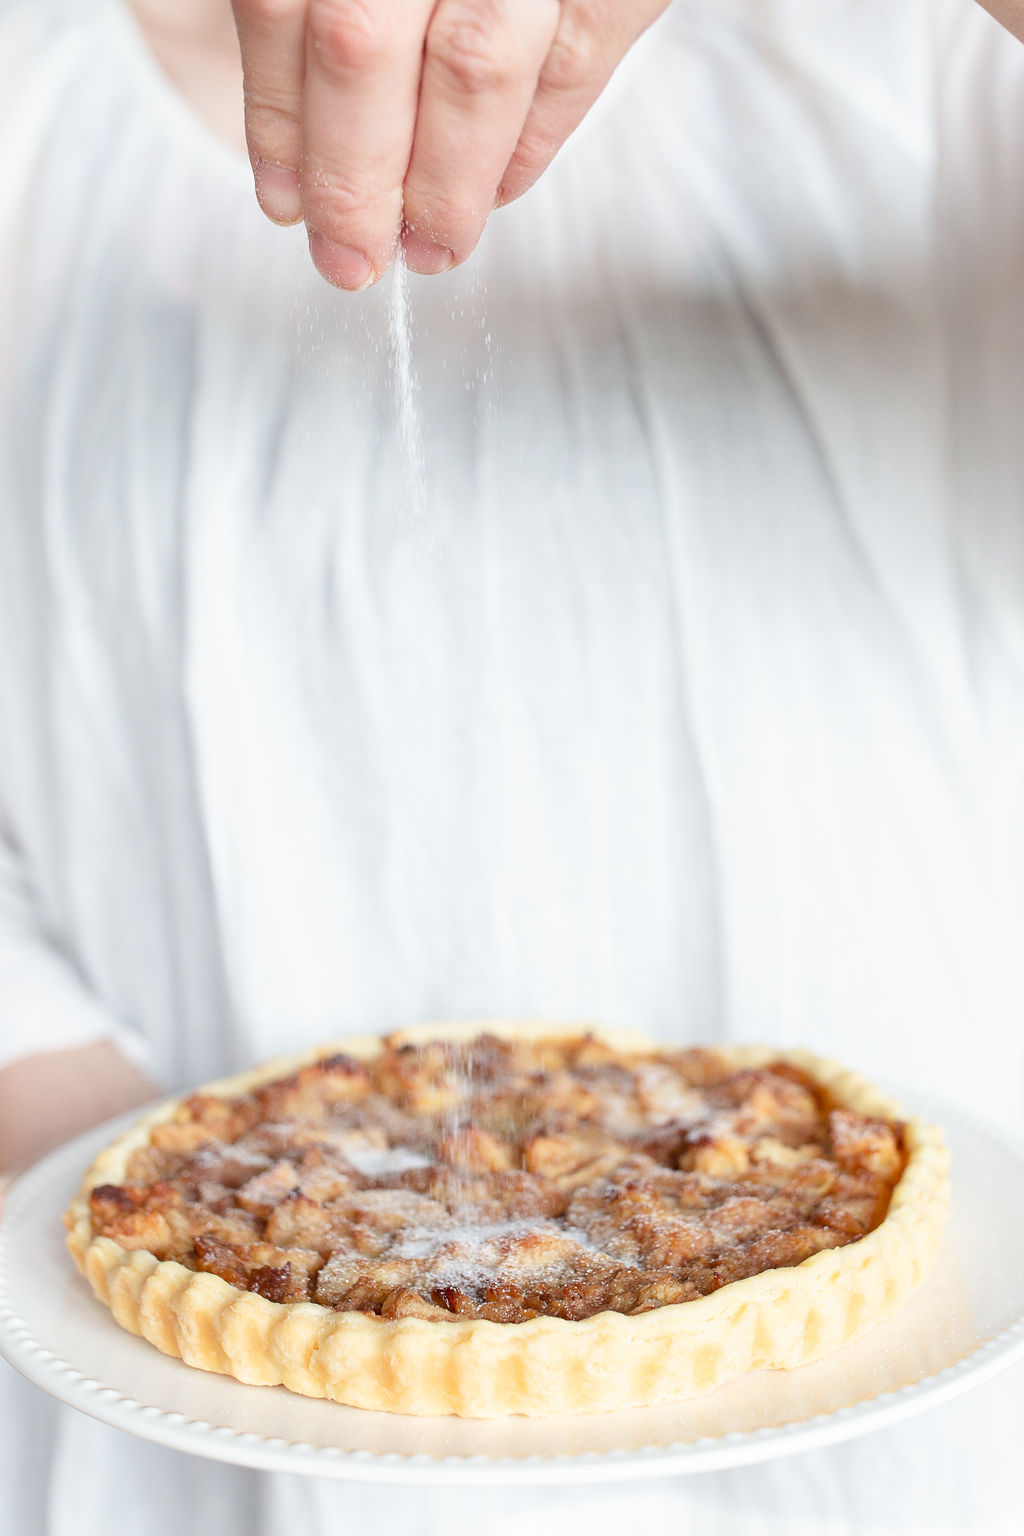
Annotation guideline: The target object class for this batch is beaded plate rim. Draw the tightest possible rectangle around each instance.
[1,1084,1022,1482]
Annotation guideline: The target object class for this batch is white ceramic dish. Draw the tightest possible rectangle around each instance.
[1,1094,1022,1485]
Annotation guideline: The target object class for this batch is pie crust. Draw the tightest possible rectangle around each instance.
[64,1022,949,1418]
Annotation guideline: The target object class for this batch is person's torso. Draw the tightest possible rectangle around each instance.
[0,0,1020,1131]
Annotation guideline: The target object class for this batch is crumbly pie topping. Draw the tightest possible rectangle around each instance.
[87,1035,907,1325]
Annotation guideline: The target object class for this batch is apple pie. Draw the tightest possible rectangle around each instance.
[64,1023,949,1417]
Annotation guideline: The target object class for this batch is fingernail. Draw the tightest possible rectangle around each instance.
[308,233,376,292]
[402,231,455,277]
[252,160,301,225]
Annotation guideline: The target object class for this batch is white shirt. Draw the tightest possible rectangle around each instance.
[0,0,1021,1531]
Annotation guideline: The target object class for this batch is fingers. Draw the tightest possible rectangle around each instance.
[231,0,307,225]
[235,0,671,290]
[236,0,432,286]
[401,0,561,275]
[301,0,437,289]
[496,0,672,208]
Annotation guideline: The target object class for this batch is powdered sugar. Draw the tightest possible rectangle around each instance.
[391,1218,631,1294]
[387,254,428,526]
[344,1144,432,1177]
[395,1218,545,1263]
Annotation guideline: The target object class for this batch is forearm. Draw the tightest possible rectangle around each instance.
[0,1039,157,1180]
[978,1,1024,43]
[0,810,156,1128]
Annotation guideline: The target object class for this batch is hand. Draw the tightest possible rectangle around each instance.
[230,0,672,289]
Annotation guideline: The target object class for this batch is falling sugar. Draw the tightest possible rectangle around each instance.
[387,254,429,525]
[437,1037,477,1210]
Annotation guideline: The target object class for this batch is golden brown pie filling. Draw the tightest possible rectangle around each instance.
[85,1034,909,1327]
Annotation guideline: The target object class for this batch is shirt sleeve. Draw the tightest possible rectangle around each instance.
[0,819,149,1074]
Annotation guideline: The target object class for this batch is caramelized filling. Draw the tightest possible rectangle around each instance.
[88,1037,906,1323]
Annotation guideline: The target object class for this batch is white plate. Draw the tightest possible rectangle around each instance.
[1,1095,1022,1485]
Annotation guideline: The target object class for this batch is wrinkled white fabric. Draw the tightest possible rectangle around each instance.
[0,0,1021,1530]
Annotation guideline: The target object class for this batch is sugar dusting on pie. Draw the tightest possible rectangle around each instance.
[64,1026,950,1417]
[79,1036,911,1318]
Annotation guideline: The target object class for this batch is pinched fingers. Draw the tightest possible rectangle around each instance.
[497,0,672,208]
[234,0,672,289]
[401,0,561,275]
